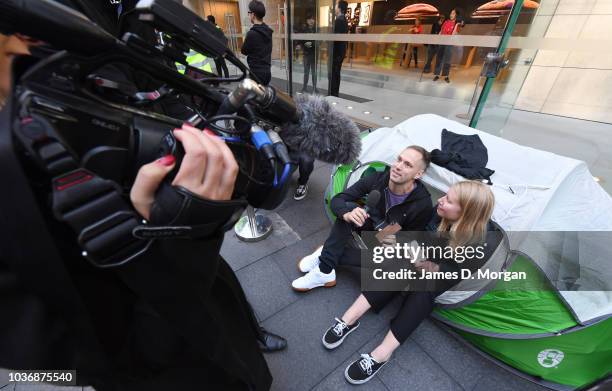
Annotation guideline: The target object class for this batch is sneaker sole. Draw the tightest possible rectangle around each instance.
[292,280,336,292]
[344,360,388,385]
[293,194,307,200]
[322,322,360,350]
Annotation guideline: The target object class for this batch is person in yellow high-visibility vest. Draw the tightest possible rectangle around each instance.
[176,49,215,75]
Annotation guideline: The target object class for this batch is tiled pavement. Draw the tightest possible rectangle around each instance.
[0,161,549,391]
[222,162,549,391]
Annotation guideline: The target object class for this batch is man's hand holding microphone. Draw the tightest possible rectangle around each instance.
[342,207,369,227]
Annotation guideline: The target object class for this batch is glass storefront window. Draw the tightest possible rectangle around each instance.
[190,0,611,195]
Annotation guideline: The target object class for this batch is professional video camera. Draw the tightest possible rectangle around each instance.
[0,0,360,267]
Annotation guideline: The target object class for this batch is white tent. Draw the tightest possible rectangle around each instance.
[348,114,612,324]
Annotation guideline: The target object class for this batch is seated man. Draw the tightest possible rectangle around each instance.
[292,145,434,291]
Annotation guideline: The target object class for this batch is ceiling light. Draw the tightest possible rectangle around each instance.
[363,111,371,115]
[347,106,353,109]
[383,116,392,120]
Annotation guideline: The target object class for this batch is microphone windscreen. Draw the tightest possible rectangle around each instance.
[281,94,361,165]
[366,190,381,210]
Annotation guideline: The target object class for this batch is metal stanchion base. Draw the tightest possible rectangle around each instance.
[456,113,471,120]
[234,207,273,242]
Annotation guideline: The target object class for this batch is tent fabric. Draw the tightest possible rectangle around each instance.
[434,256,577,337]
[351,114,612,324]
[454,317,612,388]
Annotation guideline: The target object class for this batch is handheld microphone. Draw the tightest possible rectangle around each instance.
[364,190,383,227]
[349,190,381,230]
[364,190,381,216]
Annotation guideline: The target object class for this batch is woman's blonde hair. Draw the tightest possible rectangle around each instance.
[438,181,495,247]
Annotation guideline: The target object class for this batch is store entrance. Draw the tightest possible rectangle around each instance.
[285,0,555,134]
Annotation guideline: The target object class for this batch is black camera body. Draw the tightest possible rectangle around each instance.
[7,0,294,210]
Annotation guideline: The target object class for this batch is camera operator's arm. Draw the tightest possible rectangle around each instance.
[130,124,243,294]
[330,173,378,226]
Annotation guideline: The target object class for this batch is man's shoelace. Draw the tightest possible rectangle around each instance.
[332,318,348,336]
[359,354,376,375]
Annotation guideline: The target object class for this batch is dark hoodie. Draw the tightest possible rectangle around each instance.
[241,23,273,85]
[331,171,433,231]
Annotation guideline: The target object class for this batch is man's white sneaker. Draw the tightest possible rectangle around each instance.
[292,266,336,292]
[298,246,323,273]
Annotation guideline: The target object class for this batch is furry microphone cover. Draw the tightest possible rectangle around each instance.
[281,94,362,165]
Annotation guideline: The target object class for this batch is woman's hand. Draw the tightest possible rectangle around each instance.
[130,124,239,220]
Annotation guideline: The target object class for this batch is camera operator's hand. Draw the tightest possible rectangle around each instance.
[342,207,369,227]
[130,124,239,220]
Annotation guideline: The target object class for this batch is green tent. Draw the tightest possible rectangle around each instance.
[324,115,612,389]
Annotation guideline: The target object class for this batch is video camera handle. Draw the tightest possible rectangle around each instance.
[134,0,227,59]
[0,0,116,54]
[19,48,225,123]
[129,0,251,84]
[1,0,249,86]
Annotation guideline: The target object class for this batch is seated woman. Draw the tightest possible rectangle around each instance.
[319,180,500,385]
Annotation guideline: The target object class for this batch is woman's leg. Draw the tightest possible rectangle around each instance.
[341,294,372,325]
[370,330,401,362]
[372,291,437,362]
[342,290,398,325]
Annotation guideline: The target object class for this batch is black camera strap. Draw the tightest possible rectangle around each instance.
[51,168,152,268]
[16,114,151,268]
[0,103,113,375]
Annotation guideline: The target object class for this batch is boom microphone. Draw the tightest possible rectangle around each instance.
[217,80,361,164]
[281,94,361,165]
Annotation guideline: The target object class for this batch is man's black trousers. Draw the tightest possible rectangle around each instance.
[330,56,344,96]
